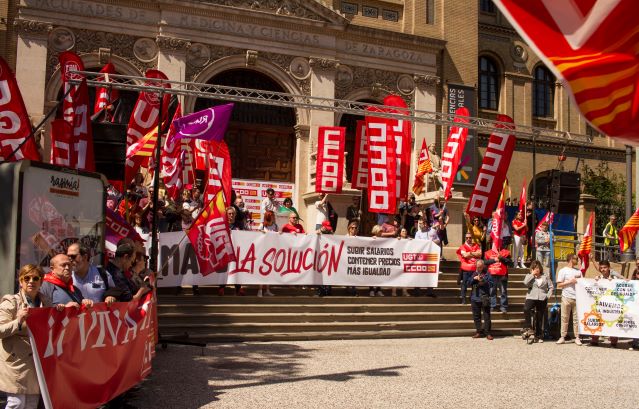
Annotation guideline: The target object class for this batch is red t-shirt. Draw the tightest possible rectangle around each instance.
[457,243,481,271]
[282,223,305,234]
[512,219,527,237]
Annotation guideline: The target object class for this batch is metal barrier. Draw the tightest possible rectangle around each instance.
[552,229,622,262]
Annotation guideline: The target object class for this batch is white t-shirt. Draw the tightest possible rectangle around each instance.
[557,266,582,299]
[414,230,430,241]
[315,200,328,225]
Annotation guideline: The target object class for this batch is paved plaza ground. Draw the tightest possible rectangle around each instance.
[131,336,638,409]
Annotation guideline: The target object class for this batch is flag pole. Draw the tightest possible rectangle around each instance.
[149,90,164,272]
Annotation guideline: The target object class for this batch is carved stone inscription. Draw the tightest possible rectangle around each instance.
[169,14,325,47]
[26,0,157,24]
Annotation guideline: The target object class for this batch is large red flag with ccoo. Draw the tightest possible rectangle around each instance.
[493,1,639,144]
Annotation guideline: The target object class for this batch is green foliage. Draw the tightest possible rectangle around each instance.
[581,161,626,234]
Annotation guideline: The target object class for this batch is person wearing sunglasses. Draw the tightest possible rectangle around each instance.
[67,243,117,305]
[0,264,47,409]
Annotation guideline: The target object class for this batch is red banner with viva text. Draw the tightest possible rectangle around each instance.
[466,114,516,218]
[27,294,157,409]
[440,107,470,201]
[316,126,345,193]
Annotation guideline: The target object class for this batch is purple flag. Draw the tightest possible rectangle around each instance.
[170,103,234,143]
[105,207,143,260]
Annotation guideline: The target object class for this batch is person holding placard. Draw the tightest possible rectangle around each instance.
[555,254,583,346]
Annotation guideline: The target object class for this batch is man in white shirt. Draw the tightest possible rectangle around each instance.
[261,188,279,214]
[315,193,329,230]
[556,253,583,345]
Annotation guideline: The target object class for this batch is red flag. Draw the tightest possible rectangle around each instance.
[441,107,470,201]
[619,208,639,252]
[93,62,119,118]
[125,70,171,183]
[50,119,74,168]
[161,104,186,201]
[578,212,594,276]
[58,52,95,171]
[316,126,345,193]
[536,211,555,232]
[202,140,232,207]
[0,56,41,161]
[466,114,516,218]
[188,181,236,276]
[519,179,527,224]
[411,139,432,196]
[490,179,508,253]
[350,120,368,190]
[384,95,411,201]
[493,1,639,144]
[365,112,396,214]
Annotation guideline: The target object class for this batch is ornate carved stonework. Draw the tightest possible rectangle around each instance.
[187,43,212,68]
[191,0,325,21]
[133,38,159,63]
[335,65,353,88]
[245,50,259,66]
[336,66,414,106]
[413,74,441,88]
[290,57,311,80]
[397,74,415,95]
[46,28,155,87]
[14,19,53,36]
[309,57,340,73]
[156,36,191,52]
[49,27,75,52]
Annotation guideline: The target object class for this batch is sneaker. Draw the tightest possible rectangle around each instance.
[574,338,583,346]
[218,287,225,296]
[500,307,507,313]
[556,337,566,344]
[265,291,275,296]
[257,289,263,297]
[376,290,385,297]
[369,290,375,297]
[486,335,494,341]
[538,338,544,343]
[472,332,483,339]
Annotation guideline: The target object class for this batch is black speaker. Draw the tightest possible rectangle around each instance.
[548,171,581,214]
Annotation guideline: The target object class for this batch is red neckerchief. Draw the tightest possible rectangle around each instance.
[124,269,133,280]
[44,273,75,293]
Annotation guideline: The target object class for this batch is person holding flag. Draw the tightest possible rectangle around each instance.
[577,213,595,275]
[512,210,528,268]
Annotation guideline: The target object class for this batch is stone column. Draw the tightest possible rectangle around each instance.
[14,19,52,122]
[156,36,190,101]
[303,57,339,232]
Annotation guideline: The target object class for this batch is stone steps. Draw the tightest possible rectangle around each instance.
[157,263,541,343]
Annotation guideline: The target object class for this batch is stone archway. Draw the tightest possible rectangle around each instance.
[193,67,298,184]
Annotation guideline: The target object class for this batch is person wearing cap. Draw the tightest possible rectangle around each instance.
[106,240,150,302]
[261,187,280,214]
[40,254,93,309]
[0,264,49,409]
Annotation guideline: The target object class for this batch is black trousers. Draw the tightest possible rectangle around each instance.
[523,299,547,338]
[471,300,491,334]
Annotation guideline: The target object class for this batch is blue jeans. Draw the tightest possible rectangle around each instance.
[460,270,474,300]
[490,275,508,310]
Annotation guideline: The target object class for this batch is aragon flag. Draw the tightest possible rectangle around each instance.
[578,212,594,276]
[619,208,639,253]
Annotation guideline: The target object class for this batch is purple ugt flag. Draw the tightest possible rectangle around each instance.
[170,103,234,143]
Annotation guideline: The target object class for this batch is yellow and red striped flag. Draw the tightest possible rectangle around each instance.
[619,208,639,252]
[126,127,158,159]
[578,212,594,276]
[411,139,432,196]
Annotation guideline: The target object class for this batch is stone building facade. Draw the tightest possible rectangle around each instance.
[0,0,632,246]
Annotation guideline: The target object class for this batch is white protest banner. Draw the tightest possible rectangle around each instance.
[231,179,295,230]
[158,231,440,288]
[576,278,639,338]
